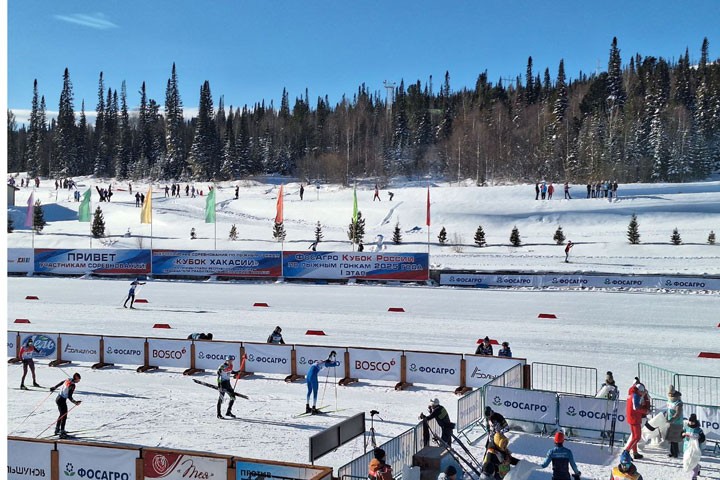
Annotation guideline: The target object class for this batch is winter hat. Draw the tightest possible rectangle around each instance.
[554,431,565,444]
[502,342,509,347]
[444,466,457,477]
[605,371,614,381]
[668,385,681,397]
[430,398,440,407]
[373,448,386,460]
[484,406,493,417]
[688,414,699,427]
[620,450,633,466]
[484,336,490,343]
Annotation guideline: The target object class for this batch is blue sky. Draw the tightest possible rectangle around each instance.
[7,0,720,125]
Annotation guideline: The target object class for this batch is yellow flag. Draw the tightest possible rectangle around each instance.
[140,187,152,224]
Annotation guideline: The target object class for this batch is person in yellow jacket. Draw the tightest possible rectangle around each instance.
[610,450,643,480]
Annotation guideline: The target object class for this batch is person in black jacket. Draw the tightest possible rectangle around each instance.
[475,336,493,355]
[50,373,82,438]
[420,398,454,446]
[267,326,285,344]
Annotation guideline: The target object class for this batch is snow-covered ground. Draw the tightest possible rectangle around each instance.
[5,177,720,479]
[6,277,720,479]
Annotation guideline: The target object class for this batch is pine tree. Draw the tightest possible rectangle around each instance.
[553,226,566,245]
[607,37,626,108]
[510,226,521,247]
[33,200,47,233]
[627,214,641,244]
[54,68,78,175]
[229,224,238,241]
[314,221,324,243]
[474,225,486,247]
[347,211,366,245]
[272,221,286,242]
[165,63,186,179]
[188,80,220,179]
[438,227,448,245]
[393,221,402,244]
[670,227,682,245]
[709,231,716,245]
[91,206,106,238]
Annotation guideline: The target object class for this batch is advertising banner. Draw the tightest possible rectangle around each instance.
[147,339,192,369]
[405,351,461,386]
[152,250,282,277]
[57,443,138,480]
[243,343,293,375]
[59,334,101,363]
[659,277,720,291]
[144,450,227,479]
[558,395,629,434]
[348,347,402,382]
[193,341,242,371]
[464,356,523,388]
[697,405,720,440]
[20,333,58,360]
[235,460,326,480]
[8,331,17,358]
[34,249,151,275]
[439,273,540,288]
[104,336,146,366]
[8,248,34,273]
[8,439,53,480]
[283,251,429,281]
[485,385,557,424]
[294,345,344,376]
[587,275,663,289]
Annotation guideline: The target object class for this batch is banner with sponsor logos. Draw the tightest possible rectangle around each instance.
[589,275,664,289]
[464,356,523,389]
[348,347,402,382]
[558,395,629,434]
[152,250,282,277]
[243,343,293,375]
[60,334,101,363]
[485,386,557,424]
[34,249,151,275]
[8,331,18,358]
[294,345,345,376]
[147,339,192,369]
[8,248,34,273]
[235,460,328,480]
[8,439,53,480]
[660,277,720,290]
[697,405,720,440]
[405,351,461,386]
[58,443,138,480]
[20,333,58,360]
[193,341,242,371]
[104,336,146,366]
[283,251,429,281]
[144,450,227,479]
[440,273,541,288]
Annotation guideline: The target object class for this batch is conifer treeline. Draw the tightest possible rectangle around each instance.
[7,38,720,184]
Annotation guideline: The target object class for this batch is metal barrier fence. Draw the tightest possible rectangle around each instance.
[531,362,597,396]
[638,363,677,401]
[457,387,484,432]
[639,363,719,407]
[492,363,524,388]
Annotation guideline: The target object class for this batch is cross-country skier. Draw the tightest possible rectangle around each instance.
[267,326,285,344]
[610,450,643,480]
[123,278,146,309]
[50,373,82,438]
[540,432,581,480]
[19,339,41,389]
[565,240,574,263]
[624,377,651,459]
[420,398,454,446]
[217,356,240,418]
[305,351,340,414]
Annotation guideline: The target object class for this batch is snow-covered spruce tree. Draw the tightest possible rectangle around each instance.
[708,231,716,245]
[272,222,286,242]
[474,225,486,247]
[229,224,238,241]
[187,80,220,180]
[670,228,682,245]
[438,227,448,245]
[164,63,186,180]
[91,206,106,238]
[393,221,402,244]
[627,214,641,244]
[510,226,521,247]
[347,211,365,245]
[553,226,566,245]
[314,221,324,244]
[33,200,46,233]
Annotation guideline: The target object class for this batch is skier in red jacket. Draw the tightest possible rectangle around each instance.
[624,377,651,459]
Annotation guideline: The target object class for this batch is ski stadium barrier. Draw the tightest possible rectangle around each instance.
[557,394,630,436]
[7,436,333,480]
[650,397,720,442]
[531,362,598,396]
[639,362,720,407]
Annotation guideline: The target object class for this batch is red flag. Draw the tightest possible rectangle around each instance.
[275,184,284,223]
[425,186,431,226]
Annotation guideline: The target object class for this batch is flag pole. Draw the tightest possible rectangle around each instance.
[150,184,154,251]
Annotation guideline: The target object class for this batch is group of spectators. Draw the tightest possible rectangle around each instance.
[586,180,619,199]
[475,336,512,357]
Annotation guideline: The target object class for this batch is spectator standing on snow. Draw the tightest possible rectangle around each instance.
[267,326,285,344]
[683,414,705,480]
[135,192,141,207]
[476,336,494,355]
[541,182,548,200]
[597,371,618,399]
[140,193,145,206]
[586,183,591,198]
[498,342,512,357]
[368,448,393,480]
[666,385,684,458]
[565,240,574,263]
[625,377,651,459]
[548,183,555,200]
[299,184,304,200]
[235,185,239,199]
[535,182,540,200]
[373,184,381,201]
[50,372,82,438]
[564,182,571,199]
[540,432,581,480]
[19,339,41,389]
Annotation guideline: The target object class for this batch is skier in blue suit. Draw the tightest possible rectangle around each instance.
[305,351,340,414]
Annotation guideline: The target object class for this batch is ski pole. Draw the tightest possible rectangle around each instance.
[333,364,338,411]
[10,389,54,434]
[36,402,82,438]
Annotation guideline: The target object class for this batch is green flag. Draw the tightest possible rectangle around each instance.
[352,184,358,223]
[78,189,92,222]
[205,187,216,223]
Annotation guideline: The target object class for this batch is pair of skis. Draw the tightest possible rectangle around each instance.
[192,379,249,399]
